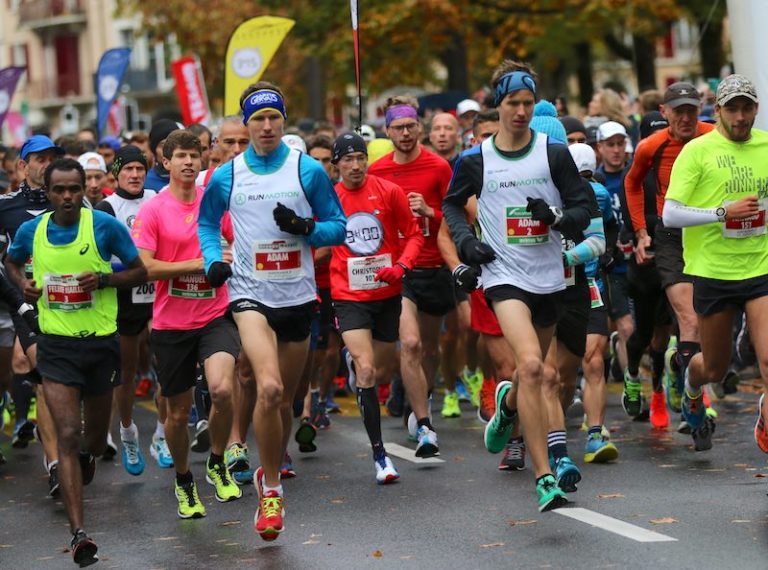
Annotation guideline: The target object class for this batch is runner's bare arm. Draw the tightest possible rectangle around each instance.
[138,248,205,280]
[437,197,478,271]
[5,257,41,304]
[77,256,147,292]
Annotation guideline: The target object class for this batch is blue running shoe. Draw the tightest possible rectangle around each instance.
[150,434,174,468]
[188,405,198,427]
[681,371,706,430]
[584,433,619,463]
[554,456,581,493]
[455,378,471,403]
[121,437,145,476]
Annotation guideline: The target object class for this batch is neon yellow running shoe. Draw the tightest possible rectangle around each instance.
[206,461,243,502]
[441,391,461,418]
[175,480,206,519]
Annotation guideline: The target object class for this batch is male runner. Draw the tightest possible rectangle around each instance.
[443,60,592,511]
[7,158,147,567]
[133,130,242,518]
[368,96,452,451]
[663,74,768,452]
[330,132,423,482]
[198,81,346,540]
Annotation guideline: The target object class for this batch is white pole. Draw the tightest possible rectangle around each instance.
[726,0,767,128]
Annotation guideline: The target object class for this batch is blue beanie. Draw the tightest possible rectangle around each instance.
[530,100,566,143]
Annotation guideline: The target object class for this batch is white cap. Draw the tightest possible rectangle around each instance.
[597,121,628,142]
[359,124,376,142]
[282,134,307,153]
[77,152,107,173]
[568,143,596,174]
[456,99,481,117]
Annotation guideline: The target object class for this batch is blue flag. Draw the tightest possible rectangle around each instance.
[95,47,131,137]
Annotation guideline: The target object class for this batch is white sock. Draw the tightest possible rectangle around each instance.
[155,421,165,439]
[262,476,283,496]
[120,422,138,442]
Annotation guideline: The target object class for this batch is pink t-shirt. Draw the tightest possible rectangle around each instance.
[132,187,233,331]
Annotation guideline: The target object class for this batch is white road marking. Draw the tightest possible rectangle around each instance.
[555,508,678,542]
[382,443,445,464]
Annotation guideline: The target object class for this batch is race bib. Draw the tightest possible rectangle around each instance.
[24,256,33,277]
[505,206,548,245]
[252,239,302,280]
[169,274,215,299]
[564,264,575,287]
[43,274,93,311]
[588,277,604,309]
[723,199,767,239]
[131,282,156,304]
[347,253,391,291]
[618,240,634,261]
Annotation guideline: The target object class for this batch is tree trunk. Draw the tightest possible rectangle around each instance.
[440,32,469,93]
[575,42,594,108]
[632,34,657,91]
[698,18,723,80]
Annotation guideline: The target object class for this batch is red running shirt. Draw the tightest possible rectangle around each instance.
[368,146,452,267]
[331,174,424,302]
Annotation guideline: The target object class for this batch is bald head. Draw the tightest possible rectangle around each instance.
[429,113,460,160]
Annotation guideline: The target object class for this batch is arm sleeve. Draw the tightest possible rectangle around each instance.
[623,139,653,232]
[198,162,233,272]
[547,143,592,235]
[565,217,606,267]
[662,199,719,228]
[392,185,424,269]
[299,155,347,247]
[442,149,482,251]
[6,218,37,265]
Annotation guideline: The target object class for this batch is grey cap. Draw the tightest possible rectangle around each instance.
[663,82,700,108]
[716,74,759,106]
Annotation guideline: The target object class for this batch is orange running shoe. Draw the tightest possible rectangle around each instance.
[755,394,768,454]
[650,391,669,429]
[477,377,497,423]
[253,466,284,541]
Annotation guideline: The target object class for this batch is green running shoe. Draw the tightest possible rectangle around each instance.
[664,346,682,413]
[206,461,243,502]
[537,474,568,512]
[441,391,461,418]
[622,370,644,417]
[175,480,206,519]
[484,381,514,454]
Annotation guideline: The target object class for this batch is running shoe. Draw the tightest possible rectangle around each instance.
[71,529,98,567]
[188,404,199,427]
[723,370,741,395]
[48,462,60,498]
[484,381,515,453]
[190,419,210,453]
[11,419,35,448]
[584,433,619,463]
[608,332,622,382]
[386,375,405,417]
[664,363,682,413]
[498,439,525,471]
[755,394,768,453]
[326,391,342,414]
[102,432,117,462]
[175,479,206,519]
[455,378,472,403]
[79,452,96,486]
[253,466,284,541]
[232,468,255,485]
[621,370,643,418]
[677,417,691,434]
[415,425,439,458]
[374,453,400,484]
[650,391,669,429]
[280,453,296,479]
[465,370,483,407]
[440,391,461,418]
[692,417,715,452]
[566,388,585,419]
[295,418,318,453]
[343,347,356,392]
[150,434,174,468]
[134,377,152,398]
[377,383,390,405]
[703,390,718,419]
[311,399,331,429]
[206,460,243,502]
[681,383,706,430]
[225,442,250,472]
[121,436,145,476]
[537,474,568,512]
[554,456,581,493]
[0,391,7,430]
[477,377,496,423]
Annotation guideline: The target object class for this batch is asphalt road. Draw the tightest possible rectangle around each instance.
[2,381,768,569]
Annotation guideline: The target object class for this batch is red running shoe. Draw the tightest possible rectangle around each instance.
[253,466,284,541]
[650,391,669,429]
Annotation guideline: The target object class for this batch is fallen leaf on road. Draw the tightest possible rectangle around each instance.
[400,556,414,560]
[734,464,749,468]
[597,493,625,499]
[330,498,345,504]
[316,475,331,480]
[650,518,678,525]
[454,455,465,462]
[220,520,241,527]
[154,536,179,541]
[659,464,678,468]
[754,473,767,478]
[303,539,320,545]
[508,519,538,526]
[372,549,383,557]
[731,520,751,523]
[480,542,505,548]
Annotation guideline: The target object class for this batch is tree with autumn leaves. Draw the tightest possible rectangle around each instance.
[117,0,728,117]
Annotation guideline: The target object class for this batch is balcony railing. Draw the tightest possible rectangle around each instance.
[26,73,81,100]
[18,0,86,29]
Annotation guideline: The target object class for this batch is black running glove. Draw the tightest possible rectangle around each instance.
[206,261,232,288]
[459,237,496,265]
[452,264,480,293]
[273,202,315,236]
[526,197,556,225]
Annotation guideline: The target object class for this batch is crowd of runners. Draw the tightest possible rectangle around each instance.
[0,61,766,567]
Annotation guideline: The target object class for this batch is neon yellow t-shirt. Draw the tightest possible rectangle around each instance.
[666,128,768,280]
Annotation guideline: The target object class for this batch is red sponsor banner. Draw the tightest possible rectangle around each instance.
[171,55,210,126]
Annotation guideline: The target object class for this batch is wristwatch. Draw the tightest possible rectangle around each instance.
[549,206,564,227]
[715,206,727,222]
[97,272,110,289]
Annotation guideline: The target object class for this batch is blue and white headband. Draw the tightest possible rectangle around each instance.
[494,71,537,106]
[242,89,287,125]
